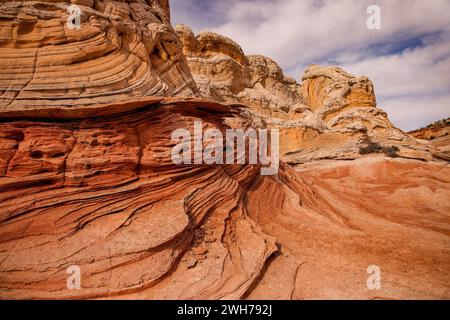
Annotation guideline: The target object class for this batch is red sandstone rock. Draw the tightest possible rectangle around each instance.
[0,97,448,299]
[0,0,449,300]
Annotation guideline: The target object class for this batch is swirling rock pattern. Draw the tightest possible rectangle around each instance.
[0,1,449,300]
[0,0,197,112]
[0,98,449,299]
[0,98,450,299]
[0,98,278,299]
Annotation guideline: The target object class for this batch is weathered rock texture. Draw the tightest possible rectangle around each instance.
[409,118,450,158]
[0,98,449,299]
[0,97,275,299]
[0,1,449,300]
[175,26,442,164]
[175,24,302,116]
[0,0,197,112]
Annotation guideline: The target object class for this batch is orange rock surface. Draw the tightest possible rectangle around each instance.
[0,98,448,299]
[0,0,449,300]
[409,118,450,159]
[0,0,197,112]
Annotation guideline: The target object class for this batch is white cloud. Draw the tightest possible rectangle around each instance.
[341,32,450,99]
[381,95,450,132]
[171,0,450,131]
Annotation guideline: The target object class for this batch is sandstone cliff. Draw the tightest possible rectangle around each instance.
[175,25,445,164]
[0,0,197,113]
[409,118,450,158]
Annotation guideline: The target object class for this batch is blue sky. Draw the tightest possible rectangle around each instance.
[171,0,450,131]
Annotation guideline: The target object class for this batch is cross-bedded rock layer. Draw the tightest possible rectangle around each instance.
[409,118,450,159]
[0,98,449,299]
[0,97,278,299]
[0,0,197,112]
[0,1,449,300]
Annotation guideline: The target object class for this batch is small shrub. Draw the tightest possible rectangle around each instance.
[383,145,400,158]
[359,142,382,155]
[359,141,399,158]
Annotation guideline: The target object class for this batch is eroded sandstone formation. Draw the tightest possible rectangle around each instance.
[175,24,302,116]
[0,0,449,300]
[175,25,444,164]
[0,98,449,299]
[0,97,275,299]
[409,118,450,159]
[0,0,197,112]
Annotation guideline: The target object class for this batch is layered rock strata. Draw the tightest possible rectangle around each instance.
[0,98,449,299]
[409,118,450,158]
[175,25,442,164]
[0,0,449,300]
[0,0,197,112]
